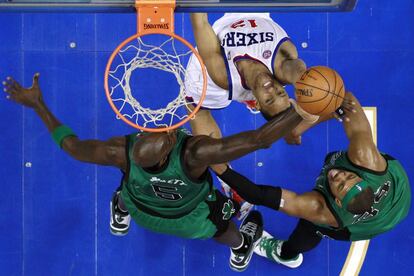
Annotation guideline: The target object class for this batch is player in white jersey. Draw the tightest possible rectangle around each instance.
[186,13,306,134]
[186,13,299,110]
[186,13,312,219]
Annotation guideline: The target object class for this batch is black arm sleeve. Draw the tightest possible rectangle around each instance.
[218,166,282,211]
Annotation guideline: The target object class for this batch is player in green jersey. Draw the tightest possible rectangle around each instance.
[3,73,318,272]
[212,92,411,268]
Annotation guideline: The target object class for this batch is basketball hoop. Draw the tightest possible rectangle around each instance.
[104,0,207,132]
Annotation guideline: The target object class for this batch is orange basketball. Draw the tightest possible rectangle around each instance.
[294,66,345,116]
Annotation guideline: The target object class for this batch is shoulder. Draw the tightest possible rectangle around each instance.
[347,149,387,172]
[306,191,328,211]
[183,135,212,157]
[182,134,219,167]
[277,39,298,59]
[181,135,212,179]
[308,191,340,227]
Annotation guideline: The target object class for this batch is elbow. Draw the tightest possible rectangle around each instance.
[61,137,83,161]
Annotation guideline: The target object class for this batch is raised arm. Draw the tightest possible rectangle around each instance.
[185,106,302,177]
[190,13,228,89]
[280,189,337,226]
[343,92,386,171]
[187,105,223,138]
[213,165,338,227]
[284,114,332,145]
[274,40,307,85]
[284,95,356,145]
[3,74,127,170]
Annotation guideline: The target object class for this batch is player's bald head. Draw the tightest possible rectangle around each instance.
[132,131,177,168]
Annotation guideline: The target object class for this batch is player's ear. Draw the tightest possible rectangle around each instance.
[335,198,342,207]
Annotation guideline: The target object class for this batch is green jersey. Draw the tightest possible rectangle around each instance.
[121,129,212,218]
[314,151,411,241]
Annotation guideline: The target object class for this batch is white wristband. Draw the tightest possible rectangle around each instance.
[279,198,285,208]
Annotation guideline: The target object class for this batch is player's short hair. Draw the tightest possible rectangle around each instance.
[346,187,374,215]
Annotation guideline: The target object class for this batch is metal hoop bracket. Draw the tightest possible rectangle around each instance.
[136,0,176,35]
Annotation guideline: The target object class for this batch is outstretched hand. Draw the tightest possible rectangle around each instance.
[333,93,357,123]
[283,92,357,145]
[284,131,302,145]
[3,73,43,109]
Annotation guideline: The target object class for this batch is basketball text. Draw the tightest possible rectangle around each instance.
[143,23,170,30]
[296,88,313,97]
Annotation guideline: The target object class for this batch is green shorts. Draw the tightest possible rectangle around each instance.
[121,189,240,240]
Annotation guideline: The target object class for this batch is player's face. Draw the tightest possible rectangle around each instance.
[253,74,289,117]
[328,169,362,201]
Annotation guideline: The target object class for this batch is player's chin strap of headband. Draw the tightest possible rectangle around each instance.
[341,181,369,209]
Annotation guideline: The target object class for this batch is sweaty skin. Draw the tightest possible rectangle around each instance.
[3,73,303,249]
[213,92,384,228]
[188,13,306,137]
[3,73,302,184]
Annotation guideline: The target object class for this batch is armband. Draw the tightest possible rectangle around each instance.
[52,125,77,148]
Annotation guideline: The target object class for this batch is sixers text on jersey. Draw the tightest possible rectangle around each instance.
[221,32,274,47]
[221,19,274,47]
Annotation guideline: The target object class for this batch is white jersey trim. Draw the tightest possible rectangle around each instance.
[223,36,291,101]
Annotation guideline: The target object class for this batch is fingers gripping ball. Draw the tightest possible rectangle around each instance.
[294,66,345,116]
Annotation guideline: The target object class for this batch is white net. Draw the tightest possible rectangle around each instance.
[107,34,199,129]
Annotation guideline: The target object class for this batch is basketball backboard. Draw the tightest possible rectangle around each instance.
[0,0,357,12]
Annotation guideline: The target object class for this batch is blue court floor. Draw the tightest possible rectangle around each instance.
[1,0,413,275]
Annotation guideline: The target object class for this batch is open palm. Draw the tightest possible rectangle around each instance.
[3,73,43,108]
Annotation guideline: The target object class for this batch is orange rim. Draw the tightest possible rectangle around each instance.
[104,32,207,133]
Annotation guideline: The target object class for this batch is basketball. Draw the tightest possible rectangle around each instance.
[294,66,345,117]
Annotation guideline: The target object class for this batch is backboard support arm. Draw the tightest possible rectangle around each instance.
[136,0,175,35]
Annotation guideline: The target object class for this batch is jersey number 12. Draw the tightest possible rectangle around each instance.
[231,19,258,29]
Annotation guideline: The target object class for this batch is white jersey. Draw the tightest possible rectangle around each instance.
[185,13,290,109]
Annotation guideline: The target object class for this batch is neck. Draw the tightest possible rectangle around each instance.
[236,60,270,90]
